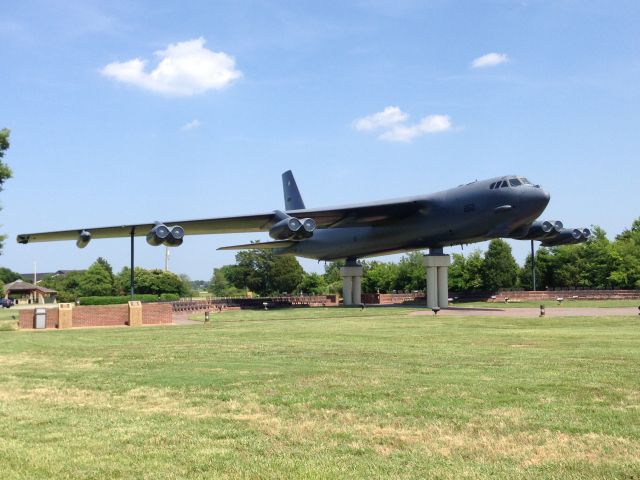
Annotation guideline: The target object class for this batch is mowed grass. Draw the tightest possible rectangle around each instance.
[1,309,639,479]
[454,299,640,309]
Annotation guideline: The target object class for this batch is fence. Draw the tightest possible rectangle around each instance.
[172,295,338,313]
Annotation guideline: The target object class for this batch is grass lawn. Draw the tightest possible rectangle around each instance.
[453,298,640,309]
[1,308,639,479]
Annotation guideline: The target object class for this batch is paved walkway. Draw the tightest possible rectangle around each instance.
[410,306,640,317]
[172,313,202,325]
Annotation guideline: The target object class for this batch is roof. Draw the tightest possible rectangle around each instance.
[4,280,57,294]
[20,270,85,284]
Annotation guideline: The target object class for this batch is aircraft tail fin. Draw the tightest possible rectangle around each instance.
[217,240,296,251]
[282,170,305,210]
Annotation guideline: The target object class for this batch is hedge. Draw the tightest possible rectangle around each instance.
[78,295,163,305]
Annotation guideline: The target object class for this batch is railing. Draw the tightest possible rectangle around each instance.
[172,295,338,312]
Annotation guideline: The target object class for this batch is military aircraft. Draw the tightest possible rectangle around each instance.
[16,170,590,261]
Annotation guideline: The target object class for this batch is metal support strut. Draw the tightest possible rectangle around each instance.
[130,229,135,300]
[531,239,537,291]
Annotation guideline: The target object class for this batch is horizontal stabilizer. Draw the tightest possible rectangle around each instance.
[217,240,296,251]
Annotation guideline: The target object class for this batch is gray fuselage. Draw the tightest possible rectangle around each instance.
[280,176,550,261]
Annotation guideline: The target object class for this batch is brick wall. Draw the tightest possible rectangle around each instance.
[18,302,173,329]
[72,304,129,328]
[19,308,59,329]
[142,303,172,325]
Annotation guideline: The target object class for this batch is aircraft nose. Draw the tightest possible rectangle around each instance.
[521,185,550,214]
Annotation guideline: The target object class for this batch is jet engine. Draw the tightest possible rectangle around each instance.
[146,223,185,247]
[269,212,316,240]
[76,230,91,249]
[541,227,592,246]
[512,220,563,240]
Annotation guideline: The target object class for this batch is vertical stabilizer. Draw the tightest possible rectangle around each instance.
[282,170,305,210]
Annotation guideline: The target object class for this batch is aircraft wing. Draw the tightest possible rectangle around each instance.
[16,196,430,245]
[16,213,274,244]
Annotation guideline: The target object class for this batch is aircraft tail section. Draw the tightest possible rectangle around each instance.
[282,170,305,210]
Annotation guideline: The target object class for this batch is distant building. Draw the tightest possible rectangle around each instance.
[19,270,85,284]
[4,280,57,304]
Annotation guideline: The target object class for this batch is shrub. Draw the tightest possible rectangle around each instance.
[159,293,180,302]
[78,294,159,305]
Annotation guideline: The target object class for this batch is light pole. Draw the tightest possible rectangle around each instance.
[531,240,537,291]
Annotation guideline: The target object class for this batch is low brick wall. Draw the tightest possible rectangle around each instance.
[142,303,173,325]
[19,308,59,329]
[73,304,129,328]
[18,302,173,330]
[493,289,640,302]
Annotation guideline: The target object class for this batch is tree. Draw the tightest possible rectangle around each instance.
[296,272,326,295]
[363,261,399,293]
[208,265,246,297]
[464,250,485,291]
[519,247,553,290]
[270,255,304,294]
[610,218,640,288]
[116,267,188,296]
[482,240,518,291]
[78,260,116,296]
[449,253,467,292]
[0,267,21,284]
[40,271,85,303]
[322,261,345,294]
[0,128,14,255]
[394,252,425,292]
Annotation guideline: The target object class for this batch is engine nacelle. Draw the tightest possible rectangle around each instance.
[164,226,185,247]
[514,220,563,240]
[76,230,91,249]
[268,213,316,241]
[269,217,302,240]
[146,223,171,246]
[541,228,582,246]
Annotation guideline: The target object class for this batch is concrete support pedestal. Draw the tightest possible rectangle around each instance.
[423,252,451,309]
[340,265,363,306]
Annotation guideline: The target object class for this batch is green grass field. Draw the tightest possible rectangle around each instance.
[1,308,639,479]
[454,299,640,309]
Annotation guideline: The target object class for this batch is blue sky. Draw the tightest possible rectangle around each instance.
[2,0,639,280]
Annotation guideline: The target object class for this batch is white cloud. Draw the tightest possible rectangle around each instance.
[353,107,453,142]
[181,119,201,131]
[102,38,242,96]
[380,115,452,142]
[353,106,407,131]
[471,52,509,69]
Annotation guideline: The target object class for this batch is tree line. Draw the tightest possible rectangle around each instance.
[0,259,192,302]
[209,218,640,296]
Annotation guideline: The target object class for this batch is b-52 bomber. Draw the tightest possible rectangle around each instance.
[17,170,591,259]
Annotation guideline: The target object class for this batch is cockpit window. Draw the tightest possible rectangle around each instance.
[489,182,496,189]
[509,178,522,187]
[520,177,531,184]
[500,180,509,188]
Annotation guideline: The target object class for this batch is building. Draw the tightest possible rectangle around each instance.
[4,280,57,304]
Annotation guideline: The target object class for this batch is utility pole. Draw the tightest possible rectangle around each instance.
[164,247,169,272]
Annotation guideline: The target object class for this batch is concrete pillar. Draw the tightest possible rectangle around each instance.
[352,275,362,306]
[341,273,353,306]
[340,265,363,306]
[58,303,73,329]
[423,252,451,309]
[426,266,438,309]
[128,301,143,327]
[437,266,449,308]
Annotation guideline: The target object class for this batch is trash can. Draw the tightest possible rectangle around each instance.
[34,308,47,329]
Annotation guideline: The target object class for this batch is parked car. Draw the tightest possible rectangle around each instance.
[1,298,14,308]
